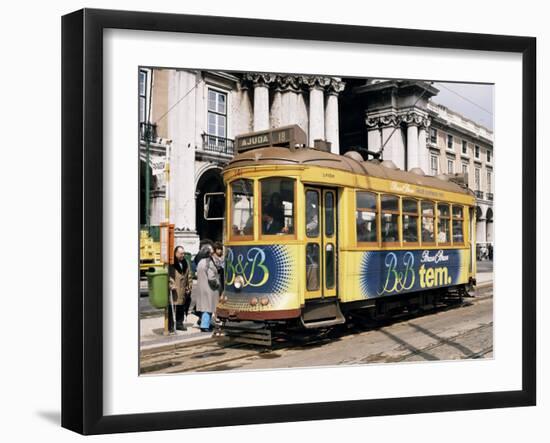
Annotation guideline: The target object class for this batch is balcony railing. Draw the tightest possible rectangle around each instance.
[140,122,157,142]
[487,192,493,201]
[475,190,484,199]
[202,134,234,155]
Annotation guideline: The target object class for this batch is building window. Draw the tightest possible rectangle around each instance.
[139,69,148,123]
[462,163,469,182]
[462,140,468,155]
[437,203,451,244]
[356,191,378,243]
[402,199,419,244]
[380,195,400,244]
[475,145,480,158]
[487,171,492,192]
[260,178,295,236]
[230,179,254,238]
[430,155,438,176]
[475,167,481,190]
[447,159,454,174]
[430,128,437,144]
[447,134,453,150]
[487,149,492,162]
[421,201,435,244]
[207,89,227,139]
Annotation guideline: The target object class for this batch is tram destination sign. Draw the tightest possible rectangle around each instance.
[235,125,307,152]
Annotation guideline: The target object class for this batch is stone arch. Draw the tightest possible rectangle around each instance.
[195,166,225,243]
[475,205,484,221]
[140,159,153,227]
[486,207,494,245]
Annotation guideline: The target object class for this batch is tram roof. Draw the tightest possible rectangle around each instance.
[224,146,473,196]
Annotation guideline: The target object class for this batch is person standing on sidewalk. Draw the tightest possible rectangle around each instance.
[193,244,220,332]
[212,241,225,295]
[168,246,193,332]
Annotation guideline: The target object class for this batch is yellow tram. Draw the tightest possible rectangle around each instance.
[215,125,476,331]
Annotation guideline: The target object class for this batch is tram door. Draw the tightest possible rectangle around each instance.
[304,187,338,300]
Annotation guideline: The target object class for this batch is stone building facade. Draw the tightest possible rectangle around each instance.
[139,68,345,254]
[139,72,493,254]
[339,79,494,248]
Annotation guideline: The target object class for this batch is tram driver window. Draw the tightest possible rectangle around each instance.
[261,178,295,235]
[231,179,254,237]
[356,191,378,243]
[381,195,400,243]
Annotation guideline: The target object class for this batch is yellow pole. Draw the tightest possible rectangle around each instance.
[163,142,171,336]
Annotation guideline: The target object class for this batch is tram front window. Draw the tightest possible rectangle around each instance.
[231,179,254,238]
[261,178,295,235]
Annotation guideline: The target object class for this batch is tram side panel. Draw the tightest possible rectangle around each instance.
[340,248,471,304]
[220,243,303,320]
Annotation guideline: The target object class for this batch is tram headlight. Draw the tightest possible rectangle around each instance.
[234,275,244,290]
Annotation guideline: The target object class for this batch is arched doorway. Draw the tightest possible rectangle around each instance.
[486,207,494,244]
[140,159,153,227]
[195,167,225,243]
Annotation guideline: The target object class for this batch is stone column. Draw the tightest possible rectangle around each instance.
[167,70,200,252]
[325,79,345,154]
[417,116,431,174]
[406,123,419,170]
[304,76,330,146]
[486,220,494,244]
[244,73,276,131]
[476,217,487,245]
[277,75,299,127]
[309,86,325,146]
[253,84,269,131]
[418,124,429,173]
[367,128,382,152]
[270,88,283,129]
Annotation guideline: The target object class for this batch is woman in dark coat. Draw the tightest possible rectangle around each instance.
[168,246,193,332]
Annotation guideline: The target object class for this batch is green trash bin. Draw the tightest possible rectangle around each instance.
[146,266,169,309]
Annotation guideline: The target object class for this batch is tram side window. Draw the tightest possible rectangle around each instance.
[260,178,295,235]
[231,179,254,237]
[421,201,435,244]
[438,203,451,244]
[381,195,400,243]
[452,205,465,244]
[356,191,378,243]
[403,199,419,243]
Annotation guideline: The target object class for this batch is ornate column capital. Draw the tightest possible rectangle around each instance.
[273,74,300,92]
[326,78,345,96]
[401,110,431,129]
[243,72,277,87]
[301,75,331,91]
[365,113,402,129]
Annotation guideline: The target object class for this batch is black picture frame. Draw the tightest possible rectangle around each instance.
[61,8,536,435]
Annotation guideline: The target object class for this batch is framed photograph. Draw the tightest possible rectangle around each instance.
[61,8,536,435]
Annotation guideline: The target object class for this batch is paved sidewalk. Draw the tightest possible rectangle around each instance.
[140,311,219,353]
[476,271,493,285]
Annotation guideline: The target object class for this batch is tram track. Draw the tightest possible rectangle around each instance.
[140,289,493,374]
